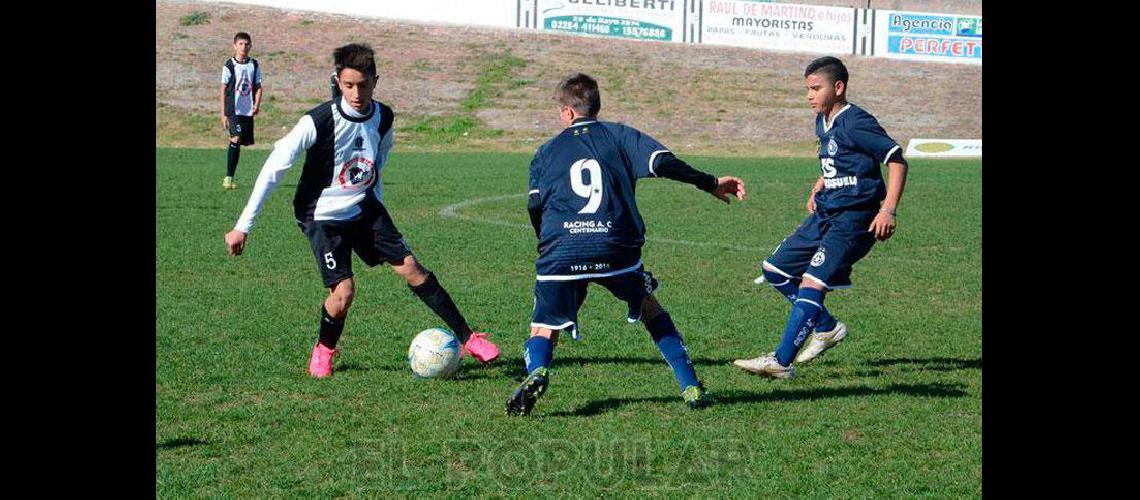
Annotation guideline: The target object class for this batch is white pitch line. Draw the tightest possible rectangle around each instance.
[439,193,767,253]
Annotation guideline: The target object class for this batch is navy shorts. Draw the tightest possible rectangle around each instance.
[531,265,659,339]
[299,203,413,288]
[762,209,877,290]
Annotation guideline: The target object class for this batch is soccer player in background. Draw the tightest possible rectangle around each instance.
[220,32,263,190]
[734,56,909,378]
[506,73,746,415]
[224,43,501,378]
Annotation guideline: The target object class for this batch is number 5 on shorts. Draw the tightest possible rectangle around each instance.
[324,252,337,269]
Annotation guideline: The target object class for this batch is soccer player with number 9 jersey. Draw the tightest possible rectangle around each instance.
[506,73,747,415]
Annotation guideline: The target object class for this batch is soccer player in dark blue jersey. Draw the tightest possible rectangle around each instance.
[506,73,746,415]
[734,56,909,379]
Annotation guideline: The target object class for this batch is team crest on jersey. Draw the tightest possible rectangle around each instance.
[353,135,365,151]
[338,157,376,190]
[810,248,826,267]
[827,137,838,156]
[238,75,251,96]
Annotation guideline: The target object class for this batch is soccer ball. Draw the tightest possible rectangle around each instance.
[407,327,462,378]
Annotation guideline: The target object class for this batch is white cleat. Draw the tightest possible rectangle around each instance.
[795,321,848,364]
[733,353,794,379]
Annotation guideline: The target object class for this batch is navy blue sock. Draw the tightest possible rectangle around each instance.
[763,269,837,332]
[814,310,838,333]
[763,268,800,302]
[523,336,552,375]
[226,142,241,177]
[774,287,826,366]
[645,313,701,392]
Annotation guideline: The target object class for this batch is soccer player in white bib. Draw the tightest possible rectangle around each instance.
[224,44,501,378]
[220,32,262,190]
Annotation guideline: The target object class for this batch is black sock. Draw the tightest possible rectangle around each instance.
[409,273,472,342]
[226,142,241,177]
[318,305,346,349]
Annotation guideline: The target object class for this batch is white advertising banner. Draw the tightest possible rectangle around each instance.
[872,9,982,64]
[190,1,982,66]
[700,1,855,54]
[533,0,692,43]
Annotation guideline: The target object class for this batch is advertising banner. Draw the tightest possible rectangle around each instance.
[873,10,982,64]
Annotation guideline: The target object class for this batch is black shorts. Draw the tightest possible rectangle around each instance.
[227,114,255,146]
[299,204,413,288]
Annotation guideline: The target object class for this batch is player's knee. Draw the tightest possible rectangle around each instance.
[326,281,355,316]
[229,136,240,144]
[528,327,562,348]
[392,255,428,284]
[800,275,827,291]
[640,295,665,322]
[762,268,791,287]
[529,326,555,339]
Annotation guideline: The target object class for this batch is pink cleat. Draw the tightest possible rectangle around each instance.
[308,343,338,378]
[463,332,500,364]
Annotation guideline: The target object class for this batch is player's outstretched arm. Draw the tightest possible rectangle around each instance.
[225,230,247,256]
[711,176,746,204]
[653,153,745,204]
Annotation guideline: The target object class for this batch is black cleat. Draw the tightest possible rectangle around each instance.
[506,367,549,416]
[682,383,714,410]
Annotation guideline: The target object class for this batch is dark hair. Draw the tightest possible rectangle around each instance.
[333,43,377,79]
[554,73,601,117]
[804,56,848,86]
[233,32,252,43]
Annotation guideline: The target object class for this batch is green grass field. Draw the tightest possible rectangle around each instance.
[156,148,981,496]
